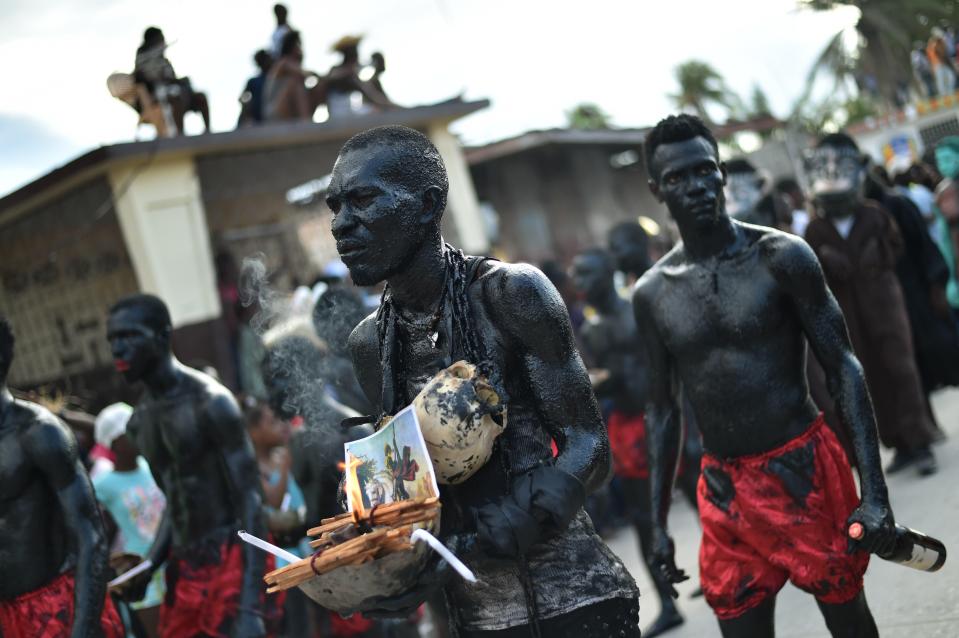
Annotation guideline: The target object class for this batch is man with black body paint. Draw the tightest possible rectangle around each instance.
[106,295,274,638]
[572,248,688,638]
[327,125,638,636]
[634,115,895,638]
[0,316,123,638]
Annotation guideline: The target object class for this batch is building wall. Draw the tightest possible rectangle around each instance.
[0,177,139,390]
[196,136,472,287]
[470,144,666,266]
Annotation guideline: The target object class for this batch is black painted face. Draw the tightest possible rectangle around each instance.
[106,307,166,384]
[608,227,650,276]
[328,147,431,287]
[571,253,614,307]
[806,146,863,218]
[649,137,728,233]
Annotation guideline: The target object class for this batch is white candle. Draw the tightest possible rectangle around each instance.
[108,559,153,589]
[238,530,301,564]
[411,528,477,583]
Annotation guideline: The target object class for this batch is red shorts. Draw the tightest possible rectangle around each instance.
[698,415,869,620]
[0,571,124,638]
[607,410,648,479]
[160,539,284,638]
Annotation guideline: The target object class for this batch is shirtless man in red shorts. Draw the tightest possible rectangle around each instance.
[633,115,896,637]
[107,295,278,638]
[0,315,123,638]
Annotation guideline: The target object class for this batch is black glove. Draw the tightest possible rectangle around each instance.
[474,465,586,558]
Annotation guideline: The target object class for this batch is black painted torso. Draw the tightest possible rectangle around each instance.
[640,225,818,458]
[0,401,72,598]
[128,368,239,550]
[581,295,649,415]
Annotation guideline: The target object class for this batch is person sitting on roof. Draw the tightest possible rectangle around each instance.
[238,49,273,127]
[134,27,210,134]
[264,31,394,123]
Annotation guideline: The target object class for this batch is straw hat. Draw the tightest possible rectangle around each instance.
[331,35,363,52]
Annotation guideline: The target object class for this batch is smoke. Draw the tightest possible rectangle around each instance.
[239,253,284,334]
[238,254,374,437]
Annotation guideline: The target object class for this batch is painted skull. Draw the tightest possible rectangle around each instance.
[412,360,506,484]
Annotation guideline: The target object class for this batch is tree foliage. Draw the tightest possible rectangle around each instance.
[566,103,612,130]
[669,60,746,125]
[798,0,958,107]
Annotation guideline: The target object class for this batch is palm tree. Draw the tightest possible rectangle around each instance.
[566,103,612,130]
[670,60,745,125]
[798,0,957,108]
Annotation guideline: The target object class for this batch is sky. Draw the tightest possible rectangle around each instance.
[0,0,859,198]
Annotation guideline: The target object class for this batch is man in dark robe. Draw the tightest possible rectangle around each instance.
[804,134,939,476]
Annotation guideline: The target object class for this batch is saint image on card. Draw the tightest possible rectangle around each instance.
[344,405,439,513]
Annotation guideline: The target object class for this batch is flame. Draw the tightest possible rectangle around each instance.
[344,452,366,519]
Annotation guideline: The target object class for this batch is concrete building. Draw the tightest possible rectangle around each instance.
[466,128,666,265]
[850,93,959,166]
[0,99,488,403]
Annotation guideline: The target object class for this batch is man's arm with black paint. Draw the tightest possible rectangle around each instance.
[26,415,109,638]
[206,392,268,637]
[773,235,895,553]
[496,263,609,491]
[632,277,687,590]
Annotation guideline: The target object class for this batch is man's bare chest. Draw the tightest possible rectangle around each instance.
[133,399,209,466]
[655,265,784,357]
[0,428,33,504]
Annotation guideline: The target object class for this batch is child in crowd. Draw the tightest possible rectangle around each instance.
[244,398,311,637]
[92,403,167,638]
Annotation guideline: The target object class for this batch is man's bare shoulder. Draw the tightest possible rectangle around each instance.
[175,366,241,424]
[470,260,566,329]
[14,400,76,463]
[347,310,379,359]
[632,244,684,308]
[750,223,821,282]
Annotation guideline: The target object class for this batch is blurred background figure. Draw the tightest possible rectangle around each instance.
[92,402,166,638]
[804,133,939,476]
[912,41,937,98]
[133,27,210,134]
[873,162,959,421]
[775,177,811,237]
[238,50,274,127]
[724,158,792,231]
[928,27,957,97]
[244,398,310,638]
[572,247,694,638]
[270,4,292,58]
[607,220,652,286]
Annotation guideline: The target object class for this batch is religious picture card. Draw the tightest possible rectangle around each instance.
[344,405,439,513]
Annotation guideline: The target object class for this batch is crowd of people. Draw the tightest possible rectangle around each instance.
[911,24,959,99]
[113,4,395,136]
[2,118,958,638]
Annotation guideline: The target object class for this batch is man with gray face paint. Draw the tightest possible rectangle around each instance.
[804,133,939,477]
[723,159,785,230]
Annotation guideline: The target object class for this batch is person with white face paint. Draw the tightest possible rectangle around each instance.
[804,133,939,477]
